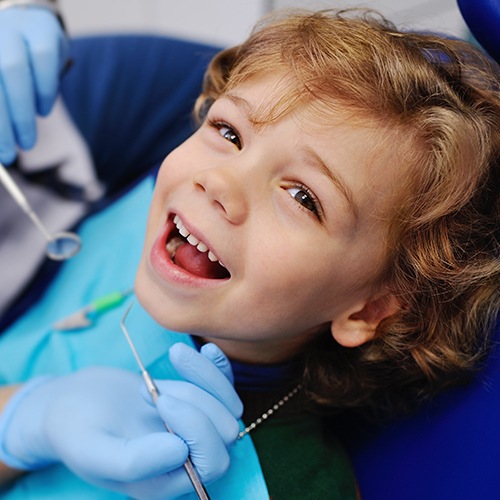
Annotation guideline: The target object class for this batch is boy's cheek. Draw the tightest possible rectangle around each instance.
[155,146,193,188]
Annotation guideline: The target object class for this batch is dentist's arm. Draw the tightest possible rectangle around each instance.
[0,1,68,164]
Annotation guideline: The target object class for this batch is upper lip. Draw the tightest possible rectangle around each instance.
[171,213,227,269]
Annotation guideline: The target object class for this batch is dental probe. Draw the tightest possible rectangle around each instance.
[120,302,210,500]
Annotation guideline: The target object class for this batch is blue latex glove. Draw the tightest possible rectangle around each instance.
[0,343,243,499]
[0,7,68,164]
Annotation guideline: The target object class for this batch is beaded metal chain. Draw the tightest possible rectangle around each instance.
[237,384,303,439]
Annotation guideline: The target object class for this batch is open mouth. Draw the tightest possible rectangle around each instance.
[165,215,230,280]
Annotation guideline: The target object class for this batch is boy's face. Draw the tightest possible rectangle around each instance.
[136,74,405,363]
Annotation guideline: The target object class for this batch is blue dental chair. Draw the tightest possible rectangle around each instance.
[1,1,498,498]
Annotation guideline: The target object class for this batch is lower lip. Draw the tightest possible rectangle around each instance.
[149,218,228,288]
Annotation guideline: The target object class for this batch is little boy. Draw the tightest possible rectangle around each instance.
[0,7,498,500]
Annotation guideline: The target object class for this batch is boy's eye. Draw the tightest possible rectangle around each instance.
[210,120,242,149]
[287,186,320,217]
[220,126,240,145]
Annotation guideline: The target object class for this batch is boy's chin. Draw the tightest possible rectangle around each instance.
[134,273,199,333]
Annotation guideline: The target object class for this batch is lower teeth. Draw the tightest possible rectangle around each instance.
[166,236,184,259]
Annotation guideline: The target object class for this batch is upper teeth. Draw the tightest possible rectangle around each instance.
[173,215,224,266]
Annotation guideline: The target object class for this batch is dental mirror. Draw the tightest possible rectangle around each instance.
[45,231,82,260]
[0,162,82,261]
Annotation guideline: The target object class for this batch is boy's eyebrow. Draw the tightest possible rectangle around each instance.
[224,93,253,114]
[303,147,359,223]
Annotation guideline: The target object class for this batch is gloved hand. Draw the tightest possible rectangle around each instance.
[0,343,243,499]
[0,7,68,164]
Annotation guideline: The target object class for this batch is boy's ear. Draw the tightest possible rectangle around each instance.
[330,293,401,348]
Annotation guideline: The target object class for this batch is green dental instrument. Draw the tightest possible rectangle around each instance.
[52,288,134,331]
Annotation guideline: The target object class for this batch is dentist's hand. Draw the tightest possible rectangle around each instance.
[0,343,242,499]
[0,7,68,164]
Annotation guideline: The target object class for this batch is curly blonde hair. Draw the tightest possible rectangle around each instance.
[195,9,500,417]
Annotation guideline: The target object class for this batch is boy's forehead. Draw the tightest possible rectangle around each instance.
[223,72,299,124]
[222,72,387,137]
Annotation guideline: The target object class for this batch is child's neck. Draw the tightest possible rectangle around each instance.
[192,335,303,391]
[198,333,315,365]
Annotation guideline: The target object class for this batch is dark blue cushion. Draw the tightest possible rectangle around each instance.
[61,34,220,195]
[345,316,500,499]
[458,0,500,63]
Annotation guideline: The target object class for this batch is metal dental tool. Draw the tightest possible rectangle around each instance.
[120,302,210,500]
[0,162,81,261]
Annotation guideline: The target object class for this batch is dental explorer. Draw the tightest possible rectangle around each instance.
[0,162,81,261]
[120,302,210,500]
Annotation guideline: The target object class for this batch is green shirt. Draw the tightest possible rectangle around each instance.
[251,413,358,499]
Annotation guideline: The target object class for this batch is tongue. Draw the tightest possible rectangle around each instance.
[174,242,228,279]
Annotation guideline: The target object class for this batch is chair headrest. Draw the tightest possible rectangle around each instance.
[458,0,500,63]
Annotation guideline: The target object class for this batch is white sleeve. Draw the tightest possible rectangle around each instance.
[0,0,59,16]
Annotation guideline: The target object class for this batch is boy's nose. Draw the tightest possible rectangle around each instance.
[193,167,249,224]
